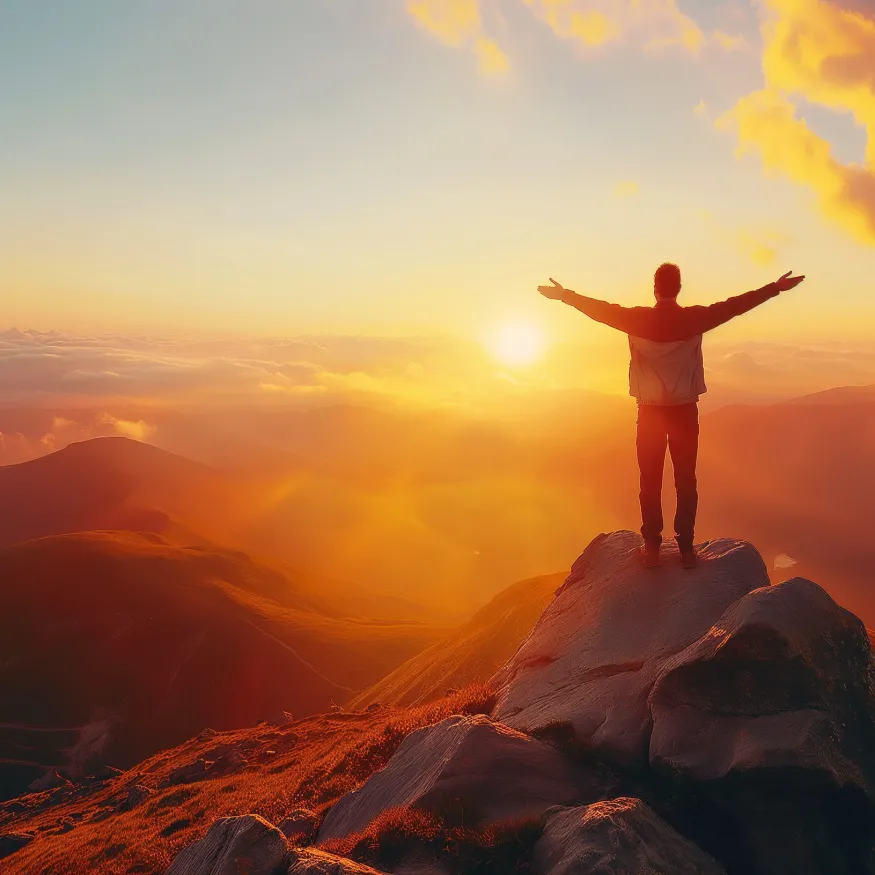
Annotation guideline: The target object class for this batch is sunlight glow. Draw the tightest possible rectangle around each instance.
[486,322,547,368]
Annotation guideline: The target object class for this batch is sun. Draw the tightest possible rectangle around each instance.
[486,321,546,368]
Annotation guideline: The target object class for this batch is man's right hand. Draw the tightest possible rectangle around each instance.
[774,271,806,292]
[538,278,566,300]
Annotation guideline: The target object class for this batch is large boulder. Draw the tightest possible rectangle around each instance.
[280,808,319,843]
[533,798,725,875]
[288,848,386,873]
[649,577,875,875]
[165,815,288,875]
[28,769,71,792]
[0,833,34,860]
[492,531,767,764]
[318,715,585,842]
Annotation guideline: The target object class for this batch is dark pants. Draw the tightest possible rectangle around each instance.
[637,402,699,551]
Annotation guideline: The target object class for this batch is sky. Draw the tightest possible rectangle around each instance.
[2,0,875,345]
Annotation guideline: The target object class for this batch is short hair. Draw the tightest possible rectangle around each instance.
[654,262,681,299]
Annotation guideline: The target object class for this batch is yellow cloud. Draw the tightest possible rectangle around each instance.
[97,413,157,441]
[694,98,708,118]
[702,211,792,266]
[569,10,622,46]
[719,0,875,244]
[644,4,705,55]
[736,227,792,266]
[406,1,743,67]
[475,36,511,74]
[405,0,509,74]
[614,179,639,198]
[712,30,749,52]
[524,0,706,54]
[406,0,481,45]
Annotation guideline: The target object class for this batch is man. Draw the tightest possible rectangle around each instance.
[539,264,805,569]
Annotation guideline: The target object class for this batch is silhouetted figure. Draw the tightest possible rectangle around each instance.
[539,264,806,569]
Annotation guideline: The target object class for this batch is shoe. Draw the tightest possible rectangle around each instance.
[639,544,662,569]
[680,548,698,569]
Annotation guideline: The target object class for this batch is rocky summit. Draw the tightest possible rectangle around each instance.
[492,531,771,765]
[154,531,875,875]
[7,531,875,875]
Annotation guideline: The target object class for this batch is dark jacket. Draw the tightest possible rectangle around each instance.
[562,283,781,342]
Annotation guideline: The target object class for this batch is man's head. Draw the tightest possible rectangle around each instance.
[654,262,682,301]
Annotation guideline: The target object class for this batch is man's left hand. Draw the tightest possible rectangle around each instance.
[773,271,806,292]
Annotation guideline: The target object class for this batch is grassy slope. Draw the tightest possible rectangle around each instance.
[0,531,446,796]
[0,687,496,875]
[350,573,563,709]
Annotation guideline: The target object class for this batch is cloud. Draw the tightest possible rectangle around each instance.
[406,0,747,65]
[0,329,511,411]
[97,413,157,442]
[718,0,875,244]
[406,0,510,74]
[524,0,706,53]
[707,338,875,397]
[1,328,875,466]
[701,211,793,265]
[567,9,622,46]
[406,0,481,44]
[475,36,512,73]
[526,4,622,47]
[735,227,792,265]
[712,29,749,52]
[614,179,640,198]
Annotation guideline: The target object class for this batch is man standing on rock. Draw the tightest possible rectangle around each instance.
[538,264,805,569]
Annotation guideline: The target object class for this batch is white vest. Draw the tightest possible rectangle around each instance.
[628,334,706,406]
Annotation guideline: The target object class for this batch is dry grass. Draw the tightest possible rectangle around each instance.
[323,807,542,873]
[0,685,496,875]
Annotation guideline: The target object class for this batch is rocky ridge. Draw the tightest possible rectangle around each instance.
[6,530,875,875]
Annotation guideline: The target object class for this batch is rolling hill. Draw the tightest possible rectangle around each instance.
[0,436,435,620]
[350,572,563,709]
[0,531,445,799]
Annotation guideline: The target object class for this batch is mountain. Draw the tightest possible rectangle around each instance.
[3,532,874,875]
[349,572,563,709]
[784,384,875,405]
[696,398,875,622]
[0,436,436,621]
[11,390,875,627]
[0,437,241,549]
[0,531,444,799]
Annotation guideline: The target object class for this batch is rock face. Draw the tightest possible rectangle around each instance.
[0,833,34,860]
[280,809,319,842]
[533,798,726,875]
[492,531,768,764]
[288,847,386,873]
[318,715,584,842]
[115,784,154,812]
[650,576,875,784]
[165,758,210,786]
[27,769,70,792]
[164,815,288,875]
[650,576,875,874]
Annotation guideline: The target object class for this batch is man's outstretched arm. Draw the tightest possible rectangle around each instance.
[694,271,806,334]
[538,279,646,335]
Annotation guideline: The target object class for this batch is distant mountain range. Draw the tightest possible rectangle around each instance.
[0,525,444,799]
[2,384,875,797]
